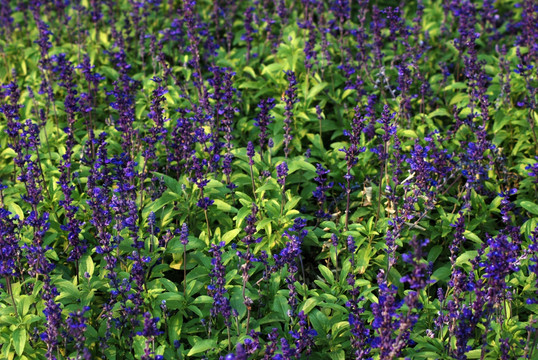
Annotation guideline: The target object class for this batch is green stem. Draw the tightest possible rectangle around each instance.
[6,277,19,318]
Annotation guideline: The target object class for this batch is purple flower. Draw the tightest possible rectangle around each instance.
[0,209,20,277]
[400,237,434,290]
[247,141,255,165]
[450,212,466,266]
[148,211,160,236]
[138,312,162,338]
[290,311,317,356]
[282,71,298,158]
[254,98,276,153]
[276,162,288,186]
[180,223,189,245]
[526,158,538,183]
[312,163,333,219]
[300,19,317,70]
[347,235,356,257]
[65,306,91,358]
[263,328,280,359]
[197,196,214,210]
[242,203,259,247]
[242,6,257,63]
[139,312,163,360]
[479,232,520,307]
[208,242,232,326]
[51,53,80,118]
[42,278,62,360]
[0,0,13,38]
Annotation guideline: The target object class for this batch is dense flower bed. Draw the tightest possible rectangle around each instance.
[0,0,537,359]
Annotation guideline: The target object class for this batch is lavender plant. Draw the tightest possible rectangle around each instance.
[0,1,537,359]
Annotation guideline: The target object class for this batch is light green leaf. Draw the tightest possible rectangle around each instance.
[301,297,321,314]
[318,265,334,284]
[329,350,345,360]
[356,246,372,274]
[288,158,316,174]
[168,313,183,344]
[272,294,290,317]
[465,349,481,359]
[455,251,478,268]
[243,66,256,78]
[55,280,80,301]
[256,182,279,193]
[261,63,282,76]
[400,129,418,138]
[428,108,451,118]
[187,339,216,356]
[222,228,241,245]
[80,254,94,278]
[7,202,24,220]
[463,231,482,244]
[307,82,328,101]
[521,201,538,215]
[444,82,467,91]
[13,327,26,356]
[213,199,237,213]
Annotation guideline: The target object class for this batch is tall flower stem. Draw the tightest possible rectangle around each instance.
[249,164,257,202]
[183,243,187,297]
[280,186,286,218]
[204,209,211,238]
[344,172,351,231]
[375,141,388,226]
[5,277,18,318]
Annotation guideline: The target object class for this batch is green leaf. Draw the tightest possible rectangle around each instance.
[243,66,256,78]
[222,228,241,245]
[356,246,372,274]
[100,65,119,80]
[168,313,183,344]
[272,294,290,318]
[288,158,316,174]
[18,295,34,317]
[80,254,95,278]
[455,251,478,268]
[256,181,279,193]
[521,201,538,215]
[331,321,350,336]
[427,245,443,263]
[318,265,334,284]
[432,265,451,282]
[463,231,482,244]
[465,349,482,359]
[307,82,328,101]
[55,280,80,301]
[142,191,180,217]
[12,327,26,356]
[444,82,467,91]
[256,218,273,232]
[213,199,237,213]
[493,112,511,133]
[300,297,320,314]
[329,350,346,360]
[153,172,184,195]
[400,129,418,138]
[261,63,282,76]
[187,339,216,356]
[7,202,24,220]
[428,108,450,118]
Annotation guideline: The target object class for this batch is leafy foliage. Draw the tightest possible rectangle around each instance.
[0,0,537,359]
